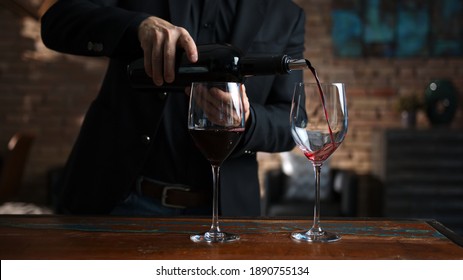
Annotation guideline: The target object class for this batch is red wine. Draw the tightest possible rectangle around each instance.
[305,60,336,145]
[189,128,244,166]
[303,142,340,163]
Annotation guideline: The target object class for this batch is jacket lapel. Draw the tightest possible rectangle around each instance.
[230,0,268,53]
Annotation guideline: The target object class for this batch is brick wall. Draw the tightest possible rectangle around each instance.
[1,1,462,205]
[0,6,107,204]
[294,0,463,173]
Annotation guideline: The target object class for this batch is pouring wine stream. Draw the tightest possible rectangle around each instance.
[292,58,336,145]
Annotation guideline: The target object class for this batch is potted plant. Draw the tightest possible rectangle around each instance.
[396,94,423,128]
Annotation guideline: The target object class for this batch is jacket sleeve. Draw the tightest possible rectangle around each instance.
[41,0,150,58]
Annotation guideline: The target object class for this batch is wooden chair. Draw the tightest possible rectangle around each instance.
[0,133,35,203]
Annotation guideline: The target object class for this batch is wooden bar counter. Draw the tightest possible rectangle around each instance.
[1,215,462,259]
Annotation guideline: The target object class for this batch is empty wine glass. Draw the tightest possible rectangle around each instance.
[188,82,245,243]
[290,82,348,242]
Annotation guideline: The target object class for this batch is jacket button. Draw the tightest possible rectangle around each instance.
[87,41,103,52]
[141,135,151,145]
[158,92,168,100]
[94,43,103,52]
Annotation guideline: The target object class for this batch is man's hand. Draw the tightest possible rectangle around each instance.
[138,16,198,86]
[186,84,251,126]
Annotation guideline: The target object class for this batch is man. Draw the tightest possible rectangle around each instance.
[41,0,305,216]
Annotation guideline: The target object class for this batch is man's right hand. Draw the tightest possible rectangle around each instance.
[138,16,198,86]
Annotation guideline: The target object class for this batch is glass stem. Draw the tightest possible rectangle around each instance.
[312,163,323,233]
[210,164,221,234]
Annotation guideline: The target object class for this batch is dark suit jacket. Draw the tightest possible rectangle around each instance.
[41,0,305,216]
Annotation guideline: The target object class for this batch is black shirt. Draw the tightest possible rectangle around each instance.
[141,0,239,187]
[192,0,237,43]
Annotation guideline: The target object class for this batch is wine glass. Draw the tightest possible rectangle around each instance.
[290,82,348,242]
[188,82,245,243]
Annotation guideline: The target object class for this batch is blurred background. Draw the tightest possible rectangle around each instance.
[1,0,462,235]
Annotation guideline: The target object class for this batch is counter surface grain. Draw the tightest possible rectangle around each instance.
[1,216,462,259]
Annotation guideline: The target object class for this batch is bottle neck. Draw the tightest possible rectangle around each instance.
[287,58,311,71]
[239,56,310,76]
[239,55,290,76]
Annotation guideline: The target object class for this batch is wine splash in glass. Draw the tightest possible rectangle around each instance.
[290,81,348,242]
[188,82,245,243]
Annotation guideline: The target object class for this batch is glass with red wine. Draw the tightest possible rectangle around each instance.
[188,82,245,243]
[290,82,348,242]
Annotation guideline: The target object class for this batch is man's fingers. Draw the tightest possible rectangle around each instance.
[150,33,166,86]
[138,17,197,86]
[177,30,198,62]
[163,33,177,83]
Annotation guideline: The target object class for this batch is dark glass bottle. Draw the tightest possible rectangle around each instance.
[127,44,308,90]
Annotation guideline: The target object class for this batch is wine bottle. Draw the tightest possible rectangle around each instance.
[127,43,308,90]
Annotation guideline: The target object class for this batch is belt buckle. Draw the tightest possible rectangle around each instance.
[162,185,191,209]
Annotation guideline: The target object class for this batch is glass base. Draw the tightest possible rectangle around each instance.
[190,231,240,243]
[291,229,341,243]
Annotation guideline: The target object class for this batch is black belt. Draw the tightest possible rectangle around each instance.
[138,179,211,209]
